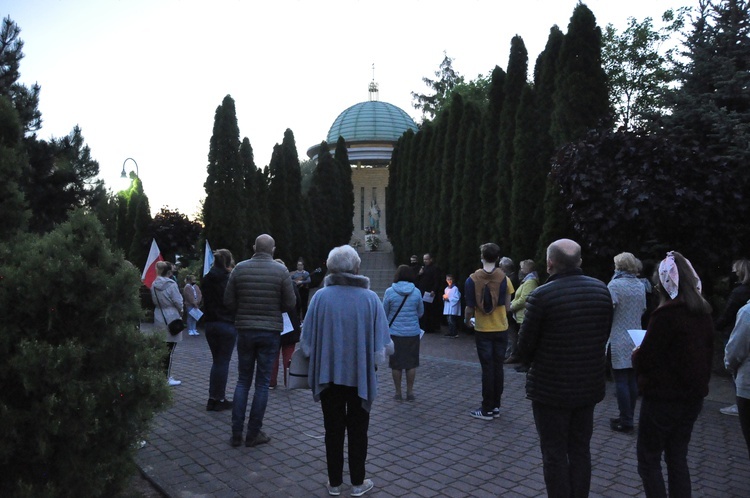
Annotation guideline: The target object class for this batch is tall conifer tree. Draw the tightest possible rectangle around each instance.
[334,137,354,245]
[495,36,528,252]
[541,4,610,255]
[203,95,247,258]
[478,67,506,243]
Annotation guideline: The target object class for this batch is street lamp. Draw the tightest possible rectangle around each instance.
[120,157,139,179]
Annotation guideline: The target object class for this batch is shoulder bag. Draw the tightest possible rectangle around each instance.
[154,290,185,336]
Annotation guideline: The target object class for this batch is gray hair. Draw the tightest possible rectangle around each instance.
[327,245,361,274]
[499,257,514,272]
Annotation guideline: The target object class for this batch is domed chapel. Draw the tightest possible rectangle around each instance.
[306,78,418,246]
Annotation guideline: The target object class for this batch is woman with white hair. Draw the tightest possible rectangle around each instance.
[300,245,393,497]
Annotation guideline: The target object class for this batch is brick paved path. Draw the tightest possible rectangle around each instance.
[136,325,749,497]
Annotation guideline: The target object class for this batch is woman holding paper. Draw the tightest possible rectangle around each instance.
[270,259,301,389]
[633,251,713,498]
[183,274,203,336]
[607,252,647,433]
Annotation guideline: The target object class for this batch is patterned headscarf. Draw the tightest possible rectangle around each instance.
[658,251,702,299]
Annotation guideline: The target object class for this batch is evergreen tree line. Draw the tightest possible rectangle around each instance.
[390,3,608,282]
[390,0,750,289]
[202,95,354,269]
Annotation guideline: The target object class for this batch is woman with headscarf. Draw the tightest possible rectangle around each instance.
[202,249,237,411]
[633,251,713,497]
[300,245,393,497]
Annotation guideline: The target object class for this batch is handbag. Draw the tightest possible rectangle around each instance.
[287,348,310,389]
[154,290,185,336]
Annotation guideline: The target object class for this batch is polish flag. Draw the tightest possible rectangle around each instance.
[203,240,214,277]
[141,239,163,288]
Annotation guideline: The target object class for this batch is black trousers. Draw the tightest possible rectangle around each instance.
[637,397,702,498]
[532,401,595,498]
[320,385,370,487]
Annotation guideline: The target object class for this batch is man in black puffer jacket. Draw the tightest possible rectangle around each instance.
[517,239,613,498]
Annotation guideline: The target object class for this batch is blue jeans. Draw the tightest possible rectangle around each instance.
[613,368,638,427]
[637,397,702,498]
[186,306,198,332]
[231,330,280,438]
[532,401,595,498]
[475,331,508,412]
[205,321,237,400]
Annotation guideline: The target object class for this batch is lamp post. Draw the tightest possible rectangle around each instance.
[120,157,139,179]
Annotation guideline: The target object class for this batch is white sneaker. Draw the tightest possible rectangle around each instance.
[168,377,182,386]
[351,479,373,497]
[720,404,739,416]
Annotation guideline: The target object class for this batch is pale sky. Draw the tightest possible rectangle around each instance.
[5,0,693,219]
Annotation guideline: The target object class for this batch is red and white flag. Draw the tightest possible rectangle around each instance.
[141,239,163,288]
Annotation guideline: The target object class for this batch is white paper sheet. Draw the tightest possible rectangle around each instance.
[422,292,434,303]
[281,312,294,335]
[628,329,647,347]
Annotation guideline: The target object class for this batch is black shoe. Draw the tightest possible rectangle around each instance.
[214,399,233,411]
[245,430,271,447]
[515,365,529,373]
[230,434,242,447]
[609,417,621,424]
[610,421,634,434]
[206,399,216,411]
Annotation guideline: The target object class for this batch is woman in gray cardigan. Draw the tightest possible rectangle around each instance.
[301,245,392,497]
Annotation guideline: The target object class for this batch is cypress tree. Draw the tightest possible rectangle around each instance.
[509,84,544,262]
[127,177,152,269]
[202,95,246,258]
[437,93,465,268]
[541,4,610,256]
[268,143,293,264]
[334,136,354,245]
[306,143,340,263]
[403,127,425,258]
[457,102,484,281]
[495,36,529,253]
[477,66,506,243]
[550,3,611,145]
[281,129,305,264]
[240,137,263,247]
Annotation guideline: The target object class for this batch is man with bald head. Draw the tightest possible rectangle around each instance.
[225,234,296,448]
[517,239,613,498]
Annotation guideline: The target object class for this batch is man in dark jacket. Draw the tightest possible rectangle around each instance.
[417,253,443,333]
[517,239,613,498]
[224,234,296,448]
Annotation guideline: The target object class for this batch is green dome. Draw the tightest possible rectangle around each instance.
[327,101,418,144]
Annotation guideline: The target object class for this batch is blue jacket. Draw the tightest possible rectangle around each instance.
[383,281,424,337]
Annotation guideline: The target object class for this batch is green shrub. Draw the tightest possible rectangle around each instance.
[0,210,171,497]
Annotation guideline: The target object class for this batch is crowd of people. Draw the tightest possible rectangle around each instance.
[148,236,750,498]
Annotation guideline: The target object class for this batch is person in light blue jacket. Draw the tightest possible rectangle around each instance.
[725,299,750,459]
[383,265,424,401]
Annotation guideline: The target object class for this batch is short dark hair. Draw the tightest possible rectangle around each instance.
[480,243,500,263]
[393,265,415,283]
